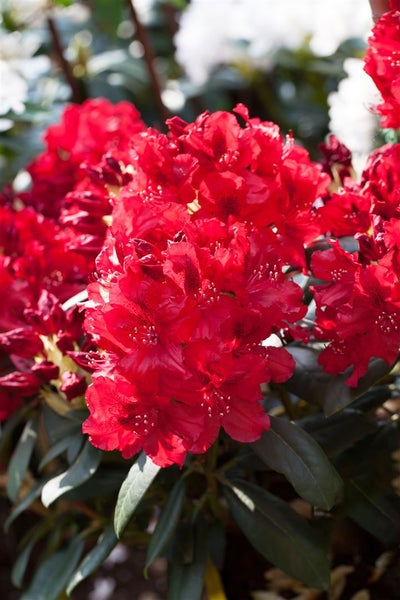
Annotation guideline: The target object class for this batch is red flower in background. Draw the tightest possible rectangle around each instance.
[364,6,400,128]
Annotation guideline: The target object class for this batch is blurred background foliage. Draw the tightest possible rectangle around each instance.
[0,0,383,189]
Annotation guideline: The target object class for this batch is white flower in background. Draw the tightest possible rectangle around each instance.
[328,58,381,175]
[174,0,373,86]
[0,61,27,115]
[0,30,50,128]
[0,0,47,27]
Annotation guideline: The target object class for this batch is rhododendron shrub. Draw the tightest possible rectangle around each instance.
[1,6,400,597]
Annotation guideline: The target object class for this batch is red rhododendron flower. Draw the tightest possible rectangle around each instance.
[24,98,144,219]
[0,371,40,421]
[364,7,400,128]
[315,262,400,385]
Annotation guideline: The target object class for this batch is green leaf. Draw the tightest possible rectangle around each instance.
[41,439,102,507]
[38,433,83,471]
[21,537,84,600]
[61,466,129,501]
[7,418,38,502]
[345,477,400,545]
[91,0,124,36]
[223,479,330,590]
[299,409,378,457]
[11,524,50,589]
[66,525,118,595]
[160,0,188,9]
[252,416,343,510]
[145,477,186,570]
[286,347,390,415]
[66,434,85,465]
[114,451,161,538]
[167,517,208,600]
[5,476,52,531]
[0,404,26,461]
[51,0,72,6]
[42,404,82,443]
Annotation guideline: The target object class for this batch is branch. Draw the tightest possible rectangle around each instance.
[47,15,85,104]
[125,0,170,124]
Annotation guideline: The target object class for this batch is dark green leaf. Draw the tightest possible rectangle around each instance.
[345,477,400,545]
[62,466,129,501]
[286,347,390,415]
[146,477,186,569]
[66,525,118,595]
[252,416,342,509]
[7,418,38,502]
[167,517,208,600]
[66,434,85,465]
[223,479,330,590]
[41,439,102,507]
[43,404,82,443]
[5,476,52,531]
[114,451,161,538]
[21,537,84,600]
[0,404,26,461]
[299,409,378,457]
[64,408,90,423]
[11,524,51,589]
[38,433,82,471]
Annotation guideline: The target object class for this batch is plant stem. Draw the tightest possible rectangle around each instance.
[47,15,85,104]
[125,0,170,124]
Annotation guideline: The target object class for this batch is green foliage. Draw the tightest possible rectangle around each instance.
[114,451,161,538]
[145,476,187,569]
[252,416,343,510]
[2,1,400,598]
[41,439,103,507]
[66,525,119,595]
[20,537,84,600]
[223,479,331,590]
[166,516,208,600]
[6,418,38,502]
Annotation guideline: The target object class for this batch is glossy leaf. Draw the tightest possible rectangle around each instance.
[252,416,343,509]
[7,418,38,502]
[146,477,186,569]
[38,433,82,472]
[286,347,390,415]
[20,537,84,600]
[167,517,208,600]
[114,451,161,538]
[299,409,378,457]
[11,524,51,589]
[66,525,118,595]
[41,439,102,507]
[0,405,26,461]
[5,476,52,531]
[345,477,400,545]
[223,479,330,590]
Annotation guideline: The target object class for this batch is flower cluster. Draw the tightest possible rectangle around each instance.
[82,104,329,466]
[0,99,143,421]
[2,4,400,469]
[312,142,400,385]
[364,0,400,128]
